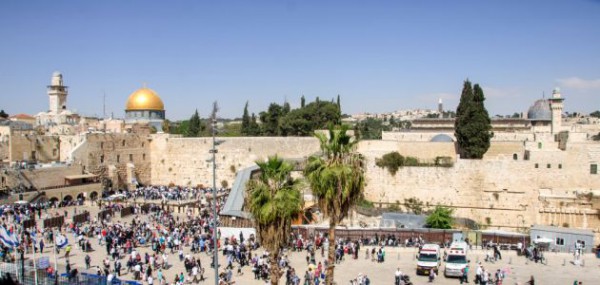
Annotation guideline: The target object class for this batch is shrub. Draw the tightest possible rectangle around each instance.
[375,152,404,175]
[404,197,424,215]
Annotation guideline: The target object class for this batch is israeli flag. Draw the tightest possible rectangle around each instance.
[55,233,68,248]
[0,227,19,248]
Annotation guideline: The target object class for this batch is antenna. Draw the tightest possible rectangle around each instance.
[103,90,106,119]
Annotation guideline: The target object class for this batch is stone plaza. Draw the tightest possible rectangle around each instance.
[21,203,599,285]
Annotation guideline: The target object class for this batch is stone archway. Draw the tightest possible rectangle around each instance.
[90,191,98,201]
[63,195,73,202]
[49,197,59,206]
[76,193,85,201]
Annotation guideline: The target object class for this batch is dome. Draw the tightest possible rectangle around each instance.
[527,99,551,121]
[430,134,454,142]
[125,87,164,111]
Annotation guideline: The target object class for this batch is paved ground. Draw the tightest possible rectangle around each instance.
[24,204,600,285]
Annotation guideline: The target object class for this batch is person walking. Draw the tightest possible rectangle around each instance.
[461,265,469,284]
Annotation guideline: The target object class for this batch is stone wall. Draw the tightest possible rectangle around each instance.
[150,135,321,187]
[10,133,60,163]
[360,141,600,232]
[72,133,152,189]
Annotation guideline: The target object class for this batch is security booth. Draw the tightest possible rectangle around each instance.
[530,225,594,253]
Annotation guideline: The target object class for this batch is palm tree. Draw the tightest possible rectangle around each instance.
[304,125,365,285]
[246,156,303,285]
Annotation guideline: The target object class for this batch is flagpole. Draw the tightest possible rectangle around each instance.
[52,228,58,281]
[32,229,39,285]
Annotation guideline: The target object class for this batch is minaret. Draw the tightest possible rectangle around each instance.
[438,98,443,118]
[47,71,68,113]
[548,87,564,134]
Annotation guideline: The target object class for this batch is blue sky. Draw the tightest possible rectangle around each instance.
[1,0,599,120]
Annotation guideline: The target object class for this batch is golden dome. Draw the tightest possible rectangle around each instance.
[125,87,165,111]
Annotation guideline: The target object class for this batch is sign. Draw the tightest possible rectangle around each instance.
[38,256,50,269]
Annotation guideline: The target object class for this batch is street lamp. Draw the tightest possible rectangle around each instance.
[210,101,219,284]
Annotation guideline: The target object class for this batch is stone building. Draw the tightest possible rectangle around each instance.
[35,72,81,134]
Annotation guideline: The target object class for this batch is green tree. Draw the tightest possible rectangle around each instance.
[590,110,600,118]
[304,125,365,285]
[454,81,493,159]
[248,113,262,136]
[354,118,389,140]
[0,110,8,119]
[246,156,303,285]
[186,109,203,137]
[241,101,251,135]
[279,100,341,136]
[426,206,454,229]
[511,112,520,118]
[300,95,306,108]
[260,103,285,136]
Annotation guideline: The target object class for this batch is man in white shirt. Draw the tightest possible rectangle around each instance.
[395,268,403,284]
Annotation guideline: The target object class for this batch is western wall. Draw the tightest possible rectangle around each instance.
[143,134,600,234]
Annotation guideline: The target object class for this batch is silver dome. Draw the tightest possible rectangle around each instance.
[527,99,551,121]
[430,134,454,142]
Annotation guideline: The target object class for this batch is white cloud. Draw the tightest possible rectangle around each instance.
[556,77,600,90]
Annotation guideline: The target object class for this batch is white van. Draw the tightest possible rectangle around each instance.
[444,242,469,277]
[416,244,441,275]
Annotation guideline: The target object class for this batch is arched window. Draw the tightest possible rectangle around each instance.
[513,153,518,160]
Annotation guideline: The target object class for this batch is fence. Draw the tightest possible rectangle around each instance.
[120,206,134,218]
[291,226,530,248]
[72,212,90,224]
[42,216,64,229]
[98,209,113,221]
[0,262,143,285]
[23,219,37,229]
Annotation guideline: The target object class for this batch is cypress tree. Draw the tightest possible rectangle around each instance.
[241,101,250,135]
[300,95,305,108]
[454,81,493,159]
[187,109,201,137]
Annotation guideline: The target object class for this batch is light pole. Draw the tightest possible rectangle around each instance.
[209,102,219,284]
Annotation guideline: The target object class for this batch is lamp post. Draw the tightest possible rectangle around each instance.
[209,102,219,284]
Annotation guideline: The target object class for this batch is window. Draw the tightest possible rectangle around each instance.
[53,149,58,156]
[100,142,104,149]
[547,164,551,169]
[129,154,133,162]
[555,237,565,246]
[100,155,104,164]
[141,142,145,147]
[558,164,562,169]
[576,240,586,248]
[538,142,542,149]
[122,140,126,147]
[591,164,598,175]
[116,155,120,163]
[535,163,539,168]
[143,153,146,161]
[513,154,518,160]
